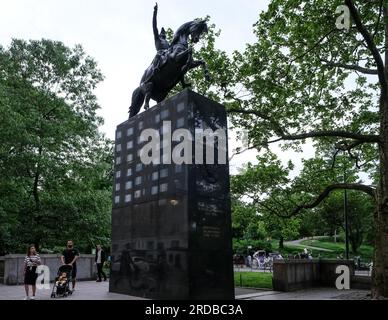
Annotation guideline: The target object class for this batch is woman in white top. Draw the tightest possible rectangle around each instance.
[23,245,41,300]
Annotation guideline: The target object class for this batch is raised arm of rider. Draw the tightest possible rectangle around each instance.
[153,3,159,41]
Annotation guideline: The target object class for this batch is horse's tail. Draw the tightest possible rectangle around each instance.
[129,87,144,118]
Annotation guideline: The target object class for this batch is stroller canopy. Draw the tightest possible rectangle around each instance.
[58,265,73,273]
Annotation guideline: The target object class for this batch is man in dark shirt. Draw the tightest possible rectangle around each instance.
[61,240,80,291]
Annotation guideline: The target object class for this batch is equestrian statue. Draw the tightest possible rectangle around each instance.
[128,3,210,118]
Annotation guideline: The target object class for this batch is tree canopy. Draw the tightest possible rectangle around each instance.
[0,39,113,254]
[186,1,387,298]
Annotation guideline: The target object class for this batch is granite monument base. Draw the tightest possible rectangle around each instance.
[109,90,234,300]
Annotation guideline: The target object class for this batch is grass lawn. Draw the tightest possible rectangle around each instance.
[270,239,309,257]
[300,238,343,251]
[300,239,373,261]
[267,238,373,261]
[234,272,273,289]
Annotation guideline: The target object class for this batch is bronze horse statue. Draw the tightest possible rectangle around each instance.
[129,19,210,118]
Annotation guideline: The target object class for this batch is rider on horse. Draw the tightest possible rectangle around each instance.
[128,4,210,118]
[152,3,170,74]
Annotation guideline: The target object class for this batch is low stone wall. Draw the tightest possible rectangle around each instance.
[272,260,320,291]
[0,257,4,283]
[2,254,97,285]
[352,275,372,290]
[273,259,357,291]
[319,259,355,286]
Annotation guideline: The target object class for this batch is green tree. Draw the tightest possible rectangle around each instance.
[341,191,374,253]
[300,190,375,254]
[232,200,262,239]
[0,39,113,253]
[231,152,302,248]
[264,213,301,249]
[192,1,387,298]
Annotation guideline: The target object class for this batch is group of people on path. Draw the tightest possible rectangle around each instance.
[23,240,107,300]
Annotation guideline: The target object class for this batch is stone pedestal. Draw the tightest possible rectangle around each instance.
[109,90,234,300]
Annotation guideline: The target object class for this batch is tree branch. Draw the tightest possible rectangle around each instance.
[345,0,388,98]
[227,108,271,122]
[268,130,381,144]
[227,107,381,144]
[292,29,338,62]
[228,143,266,161]
[244,183,376,220]
[257,201,285,218]
[227,108,285,136]
[288,183,376,217]
[320,59,378,75]
[373,0,384,39]
[334,140,370,169]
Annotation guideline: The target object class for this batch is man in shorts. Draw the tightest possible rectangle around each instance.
[61,240,80,291]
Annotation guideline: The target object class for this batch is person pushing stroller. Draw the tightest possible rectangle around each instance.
[60,240,80,291]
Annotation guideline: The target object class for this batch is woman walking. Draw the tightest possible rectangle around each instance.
[23,245,41,300]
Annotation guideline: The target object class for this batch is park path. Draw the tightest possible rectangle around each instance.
[284,236,334,252]
[0,281,257,300]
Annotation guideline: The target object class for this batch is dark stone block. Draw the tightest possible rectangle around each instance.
[351,275,372,290]
[109,90,234,300]
[318,259,354,287]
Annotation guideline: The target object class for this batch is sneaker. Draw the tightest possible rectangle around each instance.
[30,296,35,300]
[23,296,29,300]
[96,280,102,282]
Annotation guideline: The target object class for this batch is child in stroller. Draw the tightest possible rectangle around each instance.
[50,265,73,298]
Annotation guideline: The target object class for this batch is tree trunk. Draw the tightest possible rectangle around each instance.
[279,236,284,249]
[32,145,42,208]
[372,193,388,298]
[373,82,388,299]
[372,4,388,299]
[33,240,41,252]
[30,146,43,251]
[372,98,388,298]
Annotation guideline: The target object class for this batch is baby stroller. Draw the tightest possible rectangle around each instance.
[50,265,73,298]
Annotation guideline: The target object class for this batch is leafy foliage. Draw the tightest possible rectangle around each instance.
[0,40,113,254]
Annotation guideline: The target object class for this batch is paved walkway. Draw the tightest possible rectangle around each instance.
[0,281,257,300]
[0,281,370,300]
[237,288,370,300]
[0,281,143,300]
[285,236,334,252]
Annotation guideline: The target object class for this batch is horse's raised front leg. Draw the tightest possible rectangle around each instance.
[178,50,195,88]
[187,59,211,82]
